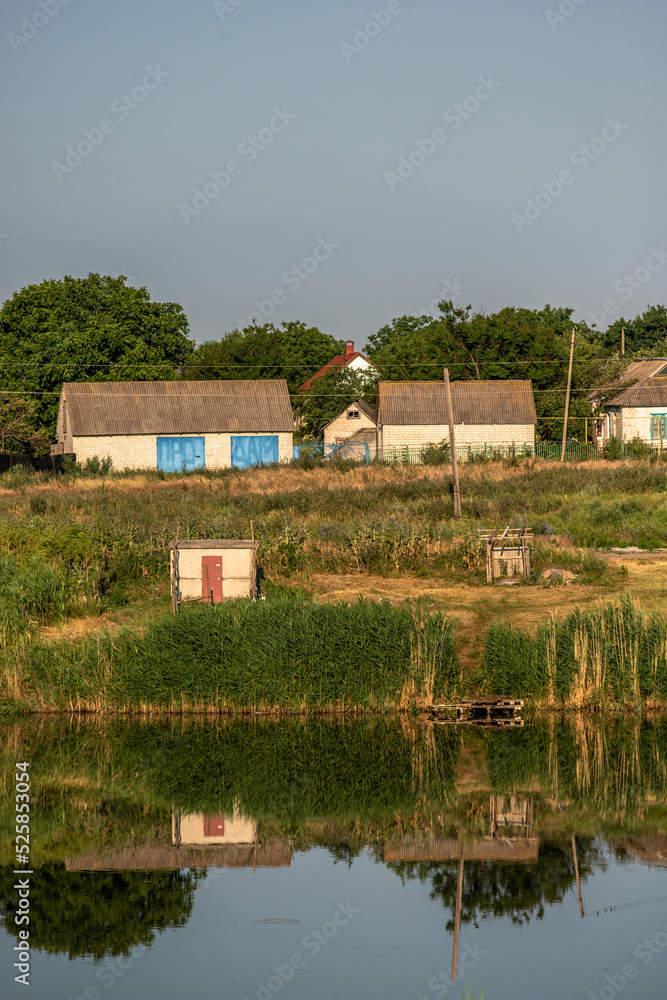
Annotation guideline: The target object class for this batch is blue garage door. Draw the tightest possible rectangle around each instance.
[231,435,279,468]
[157,437,205,472]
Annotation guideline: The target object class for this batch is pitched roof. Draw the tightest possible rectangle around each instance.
[377,380,537,426]
[605,359,667,407]
[59,380,294,436]
[322,399,378,432]
[298,350,376,390]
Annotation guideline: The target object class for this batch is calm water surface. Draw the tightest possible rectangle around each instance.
[1,716,666,999]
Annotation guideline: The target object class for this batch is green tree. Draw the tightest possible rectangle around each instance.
[0,274,194,436]
[367,303,617,442]
[183,321,343,394]
[604,305,667,354]
[0,395,51,455]
[0,863,203,959]
[295,366,377,439]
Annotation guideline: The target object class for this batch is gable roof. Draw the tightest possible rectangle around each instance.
[298,350,376,391]
[377,380,536,426]
[605,359,667,407]
[322,398,378,432]
[59,380,294,437]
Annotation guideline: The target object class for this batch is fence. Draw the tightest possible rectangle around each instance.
[0,452,75,474]
[373,439,667,465]
[293,442,370,463]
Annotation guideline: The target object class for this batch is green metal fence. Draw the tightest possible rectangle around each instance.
[374,439,666,465]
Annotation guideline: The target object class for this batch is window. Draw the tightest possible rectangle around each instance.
[650,414,667,439]
[157,437,205,472]
[347,410,360,419]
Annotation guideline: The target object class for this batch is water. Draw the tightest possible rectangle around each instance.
[1,715,666,999]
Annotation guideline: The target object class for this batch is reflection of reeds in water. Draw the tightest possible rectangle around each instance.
[485,597,667,706]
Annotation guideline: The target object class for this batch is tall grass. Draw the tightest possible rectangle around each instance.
[484,597,667,706]
[0,556,69,642]
[0,597,457,712]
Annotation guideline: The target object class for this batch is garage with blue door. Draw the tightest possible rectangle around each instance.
[231,435,279,468]
[157,437,205,472]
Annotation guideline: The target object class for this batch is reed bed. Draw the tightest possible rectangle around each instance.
[0,597,456,713]
[484,597,667,706]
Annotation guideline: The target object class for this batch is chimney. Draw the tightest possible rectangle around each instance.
[345,340,355,358]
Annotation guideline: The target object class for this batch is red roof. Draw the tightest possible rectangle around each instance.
[298,341,375,391]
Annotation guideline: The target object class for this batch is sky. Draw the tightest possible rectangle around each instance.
[1,0,665,348]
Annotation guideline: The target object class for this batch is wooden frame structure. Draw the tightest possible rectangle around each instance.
[479,526,532,583]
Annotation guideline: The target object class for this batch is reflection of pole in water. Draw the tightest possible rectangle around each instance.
[451,851,464,982]
[572,833,584,918]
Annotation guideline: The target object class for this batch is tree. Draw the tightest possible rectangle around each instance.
[367,302,617,441]
[0,395,51,454]
[604,305,667,354]
[294,366,377,440]
[183,321,343,395]
[0,274,194,436]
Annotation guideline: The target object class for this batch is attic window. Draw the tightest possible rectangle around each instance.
[653,365,667,378]
[348,409,360,419]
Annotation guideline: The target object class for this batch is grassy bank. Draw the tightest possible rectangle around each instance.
[484,597,667,707]
[0,597,457,713]
[0,458,660,634]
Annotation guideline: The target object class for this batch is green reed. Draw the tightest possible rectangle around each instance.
[0,597,456,712]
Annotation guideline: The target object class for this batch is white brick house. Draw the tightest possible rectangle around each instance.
[376,380,536,453]
[51,380,294,471]
[323,399,378,456]
[598,359,667,445]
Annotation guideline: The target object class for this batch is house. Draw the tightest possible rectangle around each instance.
[323,398,378,457]
[51,380,294,471]
[376,380,536,453]
[598,359,667,445]
[298,340,377,391]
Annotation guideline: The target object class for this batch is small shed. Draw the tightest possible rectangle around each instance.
[170,539,258,610]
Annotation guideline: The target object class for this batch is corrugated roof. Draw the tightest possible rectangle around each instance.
[60,380,294,436]
[605,360,667,407]
[377,380,536,426]
[356,399,378,423]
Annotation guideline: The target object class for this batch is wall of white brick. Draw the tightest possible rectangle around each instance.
[379,423,535,450]
[324,408,377,447]
[72,432,293,470]
[614,406,667,442]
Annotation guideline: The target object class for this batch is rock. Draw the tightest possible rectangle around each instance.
[541,568,576,584]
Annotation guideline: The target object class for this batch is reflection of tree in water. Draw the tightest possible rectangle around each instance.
[387,840,595,928]
[0,864,204,959]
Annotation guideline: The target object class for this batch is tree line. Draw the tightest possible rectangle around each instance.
[1,272,666,451]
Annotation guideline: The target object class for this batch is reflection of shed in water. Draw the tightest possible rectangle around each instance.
[173,810,256,846]
[66,812,292,871]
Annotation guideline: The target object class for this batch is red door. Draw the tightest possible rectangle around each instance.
[203,814,225,837]
[202,556,223,603]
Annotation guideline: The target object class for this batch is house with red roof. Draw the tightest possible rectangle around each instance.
[298,341,377,391]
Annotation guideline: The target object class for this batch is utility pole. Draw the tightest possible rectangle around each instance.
[621,326,625,355]
[443,368,461,519]
[560,327,576,463]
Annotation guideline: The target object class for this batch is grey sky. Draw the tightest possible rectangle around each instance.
[1,0,665,346]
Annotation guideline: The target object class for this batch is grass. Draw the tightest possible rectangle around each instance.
[0,597,457,713]
[483,597,667,706]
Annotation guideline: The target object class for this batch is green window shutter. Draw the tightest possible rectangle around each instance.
[651,416,658,439]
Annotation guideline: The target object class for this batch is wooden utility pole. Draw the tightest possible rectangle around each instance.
[443,368,461,519]
[560,327,576,463]
[621,326,625,355]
